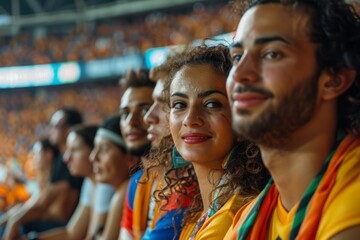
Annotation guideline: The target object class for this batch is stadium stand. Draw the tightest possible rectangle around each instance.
[0,0,236,66]
[0,0,236,187]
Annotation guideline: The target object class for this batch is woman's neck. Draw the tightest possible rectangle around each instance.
[192,163,224,211]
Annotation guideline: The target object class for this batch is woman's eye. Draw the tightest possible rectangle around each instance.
[205,101,222,109]
[171,101,186,110]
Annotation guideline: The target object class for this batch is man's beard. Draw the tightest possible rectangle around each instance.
[127,143,152,157]
[233,72,319,148]
[142,135,173,171]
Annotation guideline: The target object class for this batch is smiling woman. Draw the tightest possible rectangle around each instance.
[153,43,270,240]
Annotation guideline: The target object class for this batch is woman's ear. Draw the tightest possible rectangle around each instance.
[319,68,356,100]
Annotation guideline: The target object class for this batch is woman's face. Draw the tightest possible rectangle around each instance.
[63,132,93,177]
[90,135,129,186]
[169,64,235,169]
[32,141,52,173]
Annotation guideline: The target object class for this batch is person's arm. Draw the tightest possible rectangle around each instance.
[85,183,115,239]
[95,182,128,240]
[21,181,70,222]
[3,181,71,240]
[0,203,24,227]
[85,213,107,240]
[0,189,41,228]
[37,203,91,240]
[2,194,41,239]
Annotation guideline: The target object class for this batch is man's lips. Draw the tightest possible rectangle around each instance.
[67,164,75,172]
[126,132,147,140]
[181,133,211,144]
[232,92,269,110]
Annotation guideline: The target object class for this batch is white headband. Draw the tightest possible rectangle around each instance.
[96,128,126,148]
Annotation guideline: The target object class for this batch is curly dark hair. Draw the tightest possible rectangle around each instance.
[140,58,174,180]
[234,0,360,136]
[152,139,269,225]
[146,43,269,227]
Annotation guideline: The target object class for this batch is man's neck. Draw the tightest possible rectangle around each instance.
[260,121,337,211]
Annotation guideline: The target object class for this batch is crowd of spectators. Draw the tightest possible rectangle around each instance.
[0,81,122,179]
[0,0,239,195]
[0,1,238,67]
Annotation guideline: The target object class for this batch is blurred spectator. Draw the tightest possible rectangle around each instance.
[36,124,117,240]
[89,114,135,240]
[0,138,57,236]
[0,81,121,180]
[1,108,84,239]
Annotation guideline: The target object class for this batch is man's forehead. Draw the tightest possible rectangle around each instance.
[120,101,153,110]
[234,3,309,44]
[120,87,153,106]
[153,81,166,100]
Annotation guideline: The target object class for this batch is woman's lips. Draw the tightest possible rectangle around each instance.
[182,133,211,144]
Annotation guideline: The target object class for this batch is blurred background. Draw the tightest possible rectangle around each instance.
[0,0,237,190]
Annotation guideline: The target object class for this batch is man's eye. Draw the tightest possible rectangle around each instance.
[119,111,129,119]
[141,108,149,116]
[232,54,243,64]
[264,51,282,60]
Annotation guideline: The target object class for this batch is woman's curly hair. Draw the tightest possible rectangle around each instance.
[146,43,270,226]
[235,0,360,136]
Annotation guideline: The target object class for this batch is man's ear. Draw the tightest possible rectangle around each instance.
[319,68,356,100]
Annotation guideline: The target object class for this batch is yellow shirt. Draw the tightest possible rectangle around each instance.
[268,145,360,239]
[268,197,298,240]
[226,141,360,240]
[181,194,246,240]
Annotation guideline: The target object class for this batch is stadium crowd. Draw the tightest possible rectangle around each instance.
[0,0,359,239]
[0,0,236,186]
[0,82,121,177]
[0,1,237,67]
